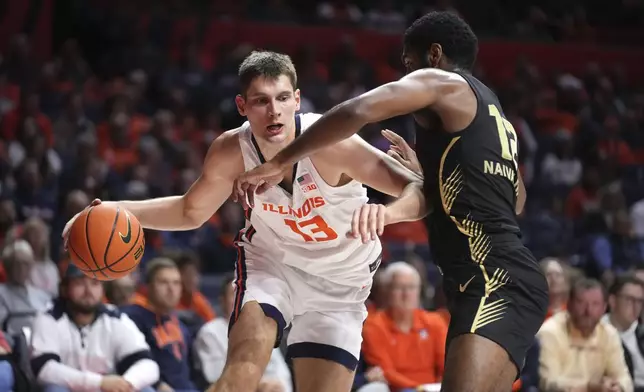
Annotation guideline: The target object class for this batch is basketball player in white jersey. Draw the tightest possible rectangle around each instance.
[63,51,427,392]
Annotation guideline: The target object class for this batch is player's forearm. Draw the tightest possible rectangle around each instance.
[516,174,526,214]
[385,182,429,225]
[104,196,201,231]
[274,100,367,167]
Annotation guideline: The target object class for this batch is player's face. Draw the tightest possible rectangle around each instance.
[235,75,301,144]
[67,277,104,312]
[150,267,182,310]
[388,272,421,311]
[569,288,606,334]
[610,283,644,327]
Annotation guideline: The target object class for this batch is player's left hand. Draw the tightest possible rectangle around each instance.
[350,203,387,243]
[232,160,286,209]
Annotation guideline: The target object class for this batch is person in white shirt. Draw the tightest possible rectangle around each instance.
[605,274,644,391]
[194,273,292,392]
[30,264,159,392]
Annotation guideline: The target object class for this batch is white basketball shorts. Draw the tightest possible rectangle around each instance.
[228,242,381,371]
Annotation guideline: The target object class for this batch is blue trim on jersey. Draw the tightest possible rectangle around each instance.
[287,342,359,371]
[250,114,302,195]
[229,230,247,331]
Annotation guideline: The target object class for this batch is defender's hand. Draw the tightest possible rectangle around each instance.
[232,161,286,210]
[382,129,422,176]
[62,198,102,249]
[350,204,387,243]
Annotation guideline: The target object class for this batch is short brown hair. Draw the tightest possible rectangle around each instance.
[569,277,606,301]
[238,51,297,97]
[145,257,178,284]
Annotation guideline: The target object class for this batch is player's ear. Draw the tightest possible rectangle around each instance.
[235,95,246,116]
[294,89,301,111]
[428,43,443,68]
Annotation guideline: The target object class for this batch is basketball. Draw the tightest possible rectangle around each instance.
[67,204,145,281]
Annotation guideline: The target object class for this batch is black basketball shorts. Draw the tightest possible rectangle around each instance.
[441,245,549,373]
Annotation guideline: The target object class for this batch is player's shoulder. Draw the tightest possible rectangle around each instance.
[298,112,323,129]
[212,127,244,150]
[203,128,245,170]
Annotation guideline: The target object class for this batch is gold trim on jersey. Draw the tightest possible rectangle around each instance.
[470,266,510,332]
[438,136,508,331]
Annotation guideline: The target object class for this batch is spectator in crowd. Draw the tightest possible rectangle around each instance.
[605,275,644,391]
[104,276,137,307]
[0,239,51,334]
[541,258,570,319]
[21,217,59,297]
[194,273,291,392]
[538,278,632,392]
[175,251,216,324]
[29,264,159,391]
[362,262,447,391]
[0,330,14,391]
[122,257,199,392]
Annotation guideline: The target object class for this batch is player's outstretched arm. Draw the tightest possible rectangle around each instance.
[320,135,428,242]
[271,69,460,169]
[63,131,244,237]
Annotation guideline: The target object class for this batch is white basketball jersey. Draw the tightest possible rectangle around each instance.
[236,113,382,287]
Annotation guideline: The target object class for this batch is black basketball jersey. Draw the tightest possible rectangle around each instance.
[416,72,524,270]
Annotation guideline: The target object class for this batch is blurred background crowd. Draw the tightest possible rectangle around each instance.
[0,0,643,391]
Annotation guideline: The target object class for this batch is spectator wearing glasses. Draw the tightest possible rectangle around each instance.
[605,274,644,391]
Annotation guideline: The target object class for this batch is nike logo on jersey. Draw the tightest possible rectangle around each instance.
[119,213,132,244]
[459,275,475,292]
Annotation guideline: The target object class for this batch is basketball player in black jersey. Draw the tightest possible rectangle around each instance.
[234,11,549,392]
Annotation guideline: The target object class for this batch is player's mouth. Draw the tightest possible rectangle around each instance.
[266,123,284,135]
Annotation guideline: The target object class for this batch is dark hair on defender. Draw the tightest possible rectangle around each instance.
[404,11,479,71]
[238,51,297,97]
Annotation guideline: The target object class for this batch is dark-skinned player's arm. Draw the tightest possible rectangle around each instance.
[63,131,244,242]
[232,69,461,198]
[516,174,526,215]
[317,135,428,243]
[274,69,458,167]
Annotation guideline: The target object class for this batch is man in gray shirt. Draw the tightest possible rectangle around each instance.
[0,239,51,334]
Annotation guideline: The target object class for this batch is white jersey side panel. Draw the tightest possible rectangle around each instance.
[237,113,382,287]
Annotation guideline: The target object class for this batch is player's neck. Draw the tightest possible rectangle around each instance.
[254,127,297,162]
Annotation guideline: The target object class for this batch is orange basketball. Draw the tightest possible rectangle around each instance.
[68,203,145,281]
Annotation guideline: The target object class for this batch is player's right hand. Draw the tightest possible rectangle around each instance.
[382,129,422,176]
[100,375,134,392]
[62,198,102,249]
[350,203,387,243]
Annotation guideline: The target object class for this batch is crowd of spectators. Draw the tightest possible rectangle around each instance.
[0,0,641,390]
